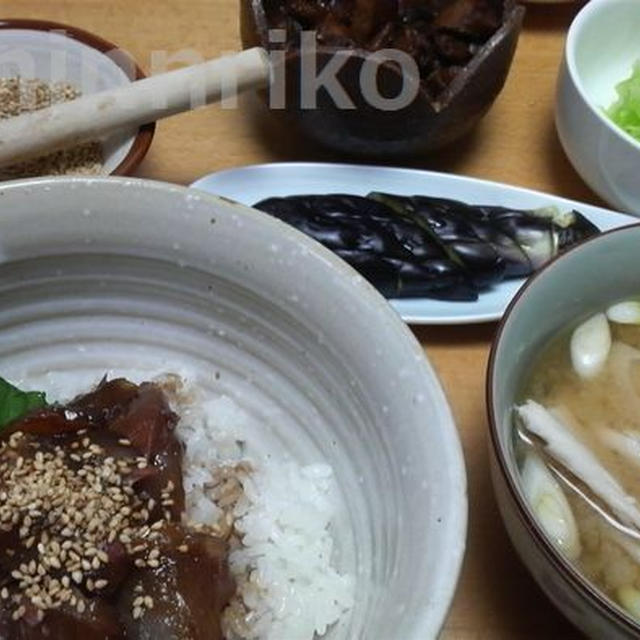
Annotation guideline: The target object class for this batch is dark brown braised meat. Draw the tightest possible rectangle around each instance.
[265,0,503,99]
[0,379,234,639]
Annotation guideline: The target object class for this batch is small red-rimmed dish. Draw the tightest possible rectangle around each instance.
[487,224,640,639]
[0,19,154,176]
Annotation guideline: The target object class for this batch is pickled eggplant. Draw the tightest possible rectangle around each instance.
[255,194,478,300]
[254,192,599,301]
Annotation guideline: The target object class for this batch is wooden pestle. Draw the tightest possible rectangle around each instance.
[0,47,270,168]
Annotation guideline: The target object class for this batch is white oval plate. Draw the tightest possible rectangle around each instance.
[191,163,636,325]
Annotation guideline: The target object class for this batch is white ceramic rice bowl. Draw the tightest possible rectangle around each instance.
[0,177,467,639]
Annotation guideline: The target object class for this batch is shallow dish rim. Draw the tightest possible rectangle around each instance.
[486,222,640,633]
[0,18,156,176]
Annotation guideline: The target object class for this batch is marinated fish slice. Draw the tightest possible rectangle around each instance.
[117,524,234,640]
[0,407,89,438]
[4,594,124,640]
[69,378,140,426]
[0,378,235,639]
[108,384,185,521]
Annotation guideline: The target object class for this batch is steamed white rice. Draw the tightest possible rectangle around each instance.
[167,389,356,639]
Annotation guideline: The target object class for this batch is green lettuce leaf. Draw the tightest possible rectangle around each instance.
[0,377,47,429]
[607,61,640,142]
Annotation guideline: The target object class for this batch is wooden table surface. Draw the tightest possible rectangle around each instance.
[2,1,598,637]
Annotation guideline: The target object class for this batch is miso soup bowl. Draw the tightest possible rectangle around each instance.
[487,223,640,639]
[0,176,467,639]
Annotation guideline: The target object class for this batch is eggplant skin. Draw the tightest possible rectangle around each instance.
[368,192,507,289]
[256,194,479,300]
[253,193,600,301]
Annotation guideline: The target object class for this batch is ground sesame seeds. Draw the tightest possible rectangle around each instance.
[132,592,155,619]
[0,429,169,621]
[12,605,25,620]
[0,77,104,180]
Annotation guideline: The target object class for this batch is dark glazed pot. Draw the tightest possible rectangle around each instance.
[241,0,525,157]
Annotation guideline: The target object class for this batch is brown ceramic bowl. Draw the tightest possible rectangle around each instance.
[0,19,154,176]
[487,224,640,639]
[241,0,524,157]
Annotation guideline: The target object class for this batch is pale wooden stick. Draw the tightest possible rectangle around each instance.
[0,47,270,168]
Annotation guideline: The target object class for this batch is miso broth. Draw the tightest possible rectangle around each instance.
[515,300,640,621]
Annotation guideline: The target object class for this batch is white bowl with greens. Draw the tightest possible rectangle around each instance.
[556,0,640,215]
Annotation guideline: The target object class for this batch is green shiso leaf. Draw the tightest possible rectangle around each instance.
[0,377,47,429]
[607,61,640,142]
